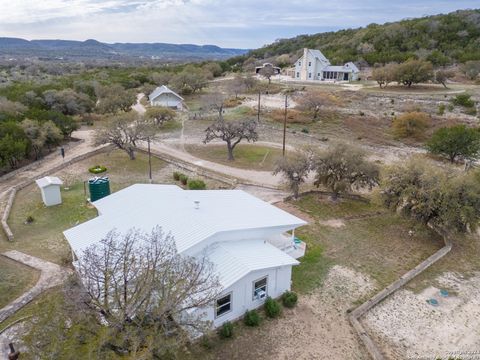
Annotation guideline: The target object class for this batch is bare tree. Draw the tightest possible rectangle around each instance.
[204,119,258,161]
[258,66,275,84]
[228,75,247,99]
[313,142,379,200]
[94,112,156,160]
[201,92,227,119]
[76,226,220,332]
[273,152,312,199]
[295,91,330,120]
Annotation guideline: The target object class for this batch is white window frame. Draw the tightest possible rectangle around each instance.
[215,292,232,318]
[252,276,268,301]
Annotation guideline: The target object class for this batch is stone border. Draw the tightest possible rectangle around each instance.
[0,145,114,241]
[349,227,453,360]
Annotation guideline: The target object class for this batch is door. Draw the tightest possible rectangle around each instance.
[343,73,349,81]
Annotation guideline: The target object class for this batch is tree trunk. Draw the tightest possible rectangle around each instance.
[127,148,136,160]
[226,142,235,161]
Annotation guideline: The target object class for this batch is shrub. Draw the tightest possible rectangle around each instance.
[179,174,188,185]
[426,125,480,162]
[187,179,206,190]
[173,171,182,181]
[465,107,477,116]
[452,94,475,108]
[25,215,34,224]
[244,310,261,327]
[391,112,430,139]
[218,321,234,339]
[301,127,309,134]
[264,297,282,318]
[282,291,298,308]
[88,165,107,174]
[438,103,446,115]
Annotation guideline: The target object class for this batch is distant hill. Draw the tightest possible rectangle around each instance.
[243,9,480,66]
[0,38,248,62]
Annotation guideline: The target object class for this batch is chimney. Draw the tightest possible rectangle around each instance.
[194,200,200,209]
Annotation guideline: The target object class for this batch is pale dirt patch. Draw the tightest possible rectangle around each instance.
[319,219,346,228]
[363,272,480,360]
[267,265,375,360]
[243,94,297,110]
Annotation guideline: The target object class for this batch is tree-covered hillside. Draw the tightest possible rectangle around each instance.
[244,9,480,66]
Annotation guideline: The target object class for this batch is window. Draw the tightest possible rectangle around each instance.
[318,73,320,77]
[308,61,311,66]
[308,72,312,78]
[296,72,300,78]
[253,277,268,300]
[215,293,232,317]
[298,61,301,66]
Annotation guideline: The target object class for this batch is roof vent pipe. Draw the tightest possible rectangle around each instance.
[194,200,200,209]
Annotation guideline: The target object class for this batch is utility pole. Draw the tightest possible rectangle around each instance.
[283,93,288,157]
[147,137,152,183]
[257,90,261,122]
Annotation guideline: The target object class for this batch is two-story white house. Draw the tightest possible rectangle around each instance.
[293,48,359,82]
[63,184,307,328]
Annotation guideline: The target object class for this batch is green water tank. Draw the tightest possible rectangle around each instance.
[88,177,110,202]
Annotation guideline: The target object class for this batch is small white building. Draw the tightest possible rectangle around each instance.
[35,176,63,206]
[293,48,360,82]
[63,184,307,328]
[148,85,184,109]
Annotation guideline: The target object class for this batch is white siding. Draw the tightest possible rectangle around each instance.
[193,265,293,328]
[151,93,182,109]
[40,185,62,206]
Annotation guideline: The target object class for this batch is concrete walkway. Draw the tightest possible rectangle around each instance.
[0,251,72,324]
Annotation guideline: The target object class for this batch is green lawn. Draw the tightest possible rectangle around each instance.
[0,150,169,265]
[290,194,443,295]
[0,256,39,309]
[185,144,284,171]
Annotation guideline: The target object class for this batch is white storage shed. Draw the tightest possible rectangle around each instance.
[35,176,63,206]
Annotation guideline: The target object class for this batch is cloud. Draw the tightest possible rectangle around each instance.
[0,0,478,47]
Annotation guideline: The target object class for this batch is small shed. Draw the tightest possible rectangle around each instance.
[35,176,63,206]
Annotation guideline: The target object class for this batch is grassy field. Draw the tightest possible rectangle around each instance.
[289,193,444,295]
[0,257,39,309]
[185,144,284,171]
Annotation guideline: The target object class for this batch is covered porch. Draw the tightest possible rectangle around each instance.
[267,231,306,259]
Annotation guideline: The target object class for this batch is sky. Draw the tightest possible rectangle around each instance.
[0,0,478,48]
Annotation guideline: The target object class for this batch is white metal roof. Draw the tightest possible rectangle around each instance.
[63,184,307,256]
[309,49,330,64]
[35,176,63,188]
[149,85,184,102]
[203,239,299,289]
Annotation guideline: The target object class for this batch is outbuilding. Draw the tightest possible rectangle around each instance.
[35,176,63,206]
[148,85,184,109]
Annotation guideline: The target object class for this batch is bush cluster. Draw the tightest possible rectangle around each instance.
[187,179,206,190]
[452,94,475,108]
[218,321,234,339]
[281,291,298,308]
[244,310,261,327]
[264,297,282,318]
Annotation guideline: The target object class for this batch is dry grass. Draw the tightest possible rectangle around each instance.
[185,144,285,171]
[0,256,39,309]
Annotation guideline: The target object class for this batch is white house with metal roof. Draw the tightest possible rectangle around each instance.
[148,85,184,109]
[63,184,307,328]
[293,48,359,82]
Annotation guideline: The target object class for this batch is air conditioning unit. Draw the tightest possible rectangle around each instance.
[255,289,266,300]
